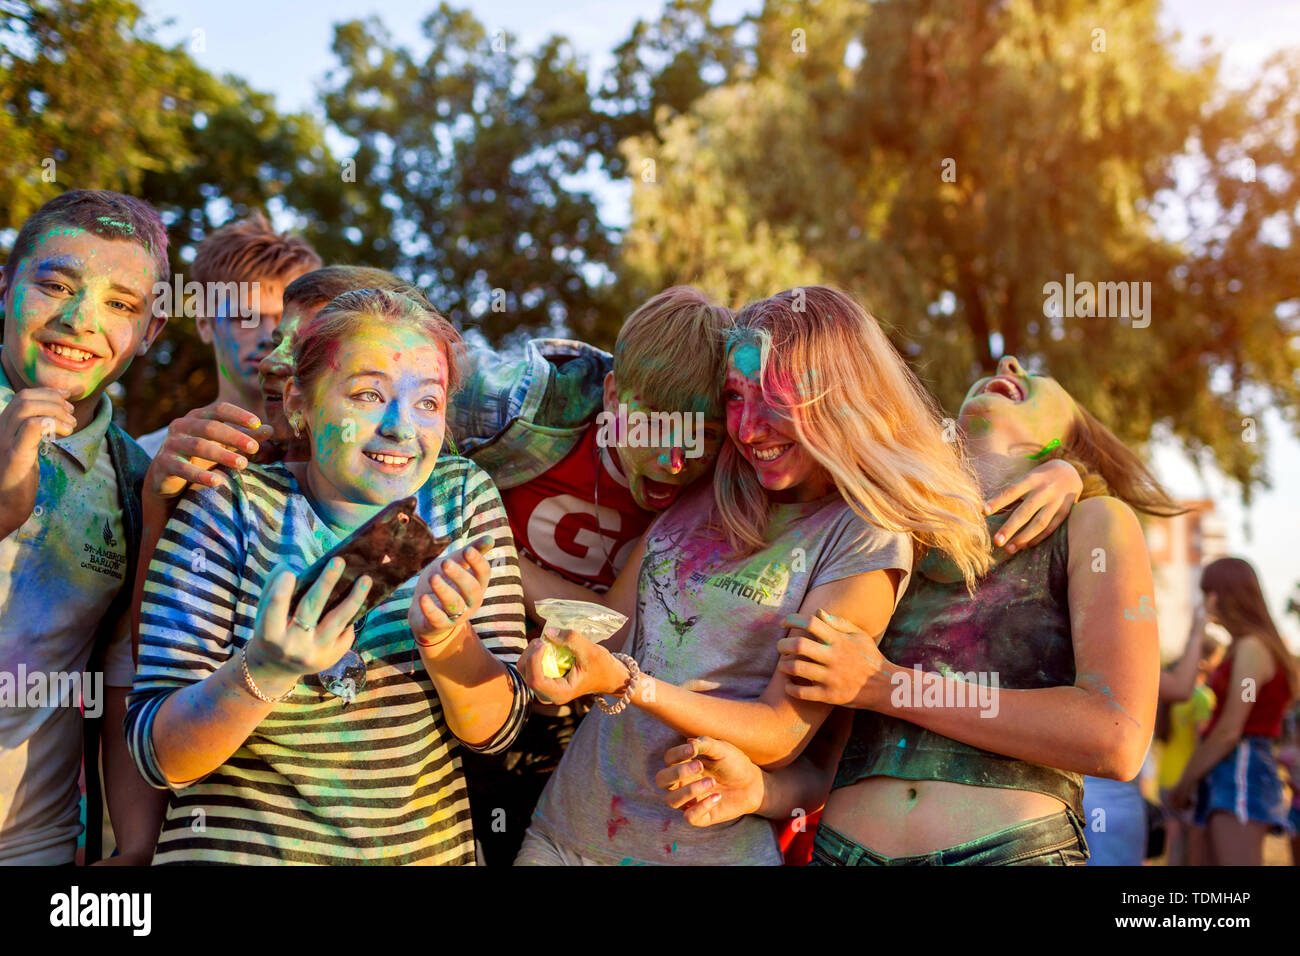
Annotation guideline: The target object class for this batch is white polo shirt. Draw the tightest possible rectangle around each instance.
[0,355,136,865]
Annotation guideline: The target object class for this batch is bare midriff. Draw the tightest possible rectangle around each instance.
[823,776,1067,857]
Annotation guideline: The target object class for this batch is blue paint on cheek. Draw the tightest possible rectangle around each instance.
[732,344,762,378]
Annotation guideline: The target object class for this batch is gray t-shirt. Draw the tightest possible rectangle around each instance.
[530,482,913,865]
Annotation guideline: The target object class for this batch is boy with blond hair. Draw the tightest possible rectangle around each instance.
[451,286,734,863]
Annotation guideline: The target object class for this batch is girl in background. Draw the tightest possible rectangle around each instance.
[1168,557,1298,865]
[1275,708,1300,865]
[1157,618,1223,866]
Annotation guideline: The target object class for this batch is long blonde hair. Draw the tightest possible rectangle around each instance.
[714,286,993,589]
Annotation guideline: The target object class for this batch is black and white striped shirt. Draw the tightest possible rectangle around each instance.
[125,458,528,865]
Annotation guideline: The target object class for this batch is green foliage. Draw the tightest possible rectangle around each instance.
[319,6,618,344]
[616,0,1300,498]
[2,0,1297,499]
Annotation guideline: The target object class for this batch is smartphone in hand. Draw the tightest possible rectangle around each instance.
[290,496,453,621]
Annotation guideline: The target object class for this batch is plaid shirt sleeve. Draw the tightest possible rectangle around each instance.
[447,339,611,489]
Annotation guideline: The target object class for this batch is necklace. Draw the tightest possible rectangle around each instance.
[292,463,369,705]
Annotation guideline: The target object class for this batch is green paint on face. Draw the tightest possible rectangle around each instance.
[965,416,991,436]
[1027,437,1062,460]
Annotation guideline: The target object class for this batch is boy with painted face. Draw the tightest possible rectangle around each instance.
[450,286,732,862]
[0,189,169,864]
[135,213,320,456]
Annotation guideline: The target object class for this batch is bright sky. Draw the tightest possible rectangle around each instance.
[144,0,1300,643]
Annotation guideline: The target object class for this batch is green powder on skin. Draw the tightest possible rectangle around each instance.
[94,216,135,234]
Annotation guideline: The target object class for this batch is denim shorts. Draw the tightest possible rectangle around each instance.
[1194,736,1289,828]
[808,810,1089,866]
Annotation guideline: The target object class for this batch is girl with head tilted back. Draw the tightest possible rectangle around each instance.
[511,287,1081,865]
[656,352,1177,866]
[1167,557,1298,865]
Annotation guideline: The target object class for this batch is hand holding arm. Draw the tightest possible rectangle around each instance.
[655,709,850,827]
[982,458,1082,553]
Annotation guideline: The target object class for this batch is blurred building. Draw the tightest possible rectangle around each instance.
[1141,500,1229,659]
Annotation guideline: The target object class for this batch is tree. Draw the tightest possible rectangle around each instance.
[319,6,619,345]
[0,0,365,435]
[615,0,1300,497]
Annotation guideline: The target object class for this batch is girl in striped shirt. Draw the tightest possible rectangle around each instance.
[125,289,528,865]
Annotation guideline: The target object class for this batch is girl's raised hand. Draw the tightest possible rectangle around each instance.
[778,609,894,710]
[245,560,372,697]
[983,458,1082,553]
[517,626,627,706]
[409,534,494,653]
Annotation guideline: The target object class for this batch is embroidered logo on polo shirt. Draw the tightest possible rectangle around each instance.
[81,537,125,579]
[102,518,117,548]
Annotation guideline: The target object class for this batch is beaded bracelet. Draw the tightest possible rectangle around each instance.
[239,647,297,704]
[595,653,645,716]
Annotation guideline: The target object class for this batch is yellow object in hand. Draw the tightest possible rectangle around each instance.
[540,638,575,679]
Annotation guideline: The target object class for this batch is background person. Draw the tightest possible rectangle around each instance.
[135,212,320,456]
[1168,557,1298,866]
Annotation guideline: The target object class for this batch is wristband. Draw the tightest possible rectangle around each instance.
[596,653,645,716]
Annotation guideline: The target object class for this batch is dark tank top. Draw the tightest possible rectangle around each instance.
[832,515,1083,819]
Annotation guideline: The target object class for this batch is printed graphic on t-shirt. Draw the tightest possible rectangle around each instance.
[499,429,650,589]
[636,524,794,680]
[81,518,125,579]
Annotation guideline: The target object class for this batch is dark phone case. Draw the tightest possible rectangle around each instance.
[290,496,453,621]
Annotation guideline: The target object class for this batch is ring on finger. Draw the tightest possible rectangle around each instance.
[290,614,316,632]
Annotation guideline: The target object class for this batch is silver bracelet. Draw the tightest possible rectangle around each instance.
[239,647,297,704]
[596,653,645,715]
